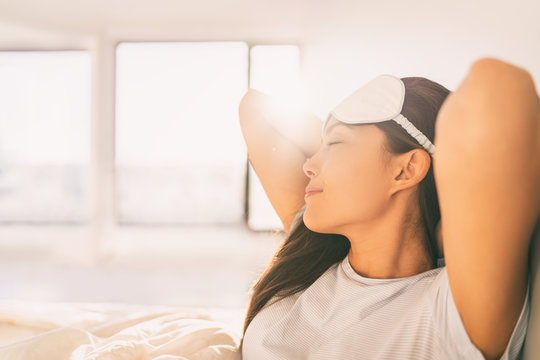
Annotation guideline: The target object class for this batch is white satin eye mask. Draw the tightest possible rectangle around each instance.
[324,74,435,156]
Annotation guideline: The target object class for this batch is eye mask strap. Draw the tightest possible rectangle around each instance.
[324,75,436,157]
[393,114,436,156]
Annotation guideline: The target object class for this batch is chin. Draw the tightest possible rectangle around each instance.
[303,210,335,234]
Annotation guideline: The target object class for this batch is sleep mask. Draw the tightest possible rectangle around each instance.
[324,74,435,156]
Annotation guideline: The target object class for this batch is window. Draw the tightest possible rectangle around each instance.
[115,42,301,229]
[0,51,90,223]
[115,42,248,225]
[0,44,301,230]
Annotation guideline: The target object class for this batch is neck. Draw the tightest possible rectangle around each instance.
[342,196,434,279]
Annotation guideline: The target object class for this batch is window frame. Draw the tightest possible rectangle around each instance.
[0,38,296,263]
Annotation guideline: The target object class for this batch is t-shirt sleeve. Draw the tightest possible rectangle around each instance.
[430,267,531,360]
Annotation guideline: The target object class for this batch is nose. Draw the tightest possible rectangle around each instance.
[303,157,318,178]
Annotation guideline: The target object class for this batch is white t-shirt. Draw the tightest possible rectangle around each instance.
[242,254,530,359]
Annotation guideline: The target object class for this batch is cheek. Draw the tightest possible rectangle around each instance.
[304,153,389,232]
[334,159,388,218]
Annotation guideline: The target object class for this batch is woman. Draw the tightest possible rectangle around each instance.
[238,58,539,360]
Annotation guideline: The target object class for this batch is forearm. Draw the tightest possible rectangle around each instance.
[238,88,322,157]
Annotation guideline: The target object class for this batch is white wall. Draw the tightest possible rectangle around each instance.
[1,0,538,119]
[299,0,540,118]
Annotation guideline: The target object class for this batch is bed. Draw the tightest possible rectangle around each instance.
[0,301,244,359]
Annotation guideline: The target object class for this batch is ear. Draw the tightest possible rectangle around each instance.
[388,149,431,196]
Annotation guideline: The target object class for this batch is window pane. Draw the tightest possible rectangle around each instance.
[116,42,248,225]
[0,51,90,223]
[248,45,302,230]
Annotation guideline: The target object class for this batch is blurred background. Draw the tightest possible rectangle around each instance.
[0,0,538,310]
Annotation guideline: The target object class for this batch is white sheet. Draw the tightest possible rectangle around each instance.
[0,301,244,360]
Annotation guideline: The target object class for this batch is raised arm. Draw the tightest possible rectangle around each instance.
[433,58,540,360]
[238,89,322,233]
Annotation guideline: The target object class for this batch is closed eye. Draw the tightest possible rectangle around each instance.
[326,141,342,146]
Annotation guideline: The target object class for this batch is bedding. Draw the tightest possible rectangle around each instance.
[0,301,244,360]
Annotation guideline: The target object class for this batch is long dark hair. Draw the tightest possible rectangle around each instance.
[242,77,451,339]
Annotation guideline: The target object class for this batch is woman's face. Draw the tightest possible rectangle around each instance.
[302,116,394,234]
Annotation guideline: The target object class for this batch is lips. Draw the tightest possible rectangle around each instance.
[305,186,323,198]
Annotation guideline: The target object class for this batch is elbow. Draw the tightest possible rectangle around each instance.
[435,57,539,153]
[238,89,252,109]
[467,57,534,85]
[238,88,270,127]
[238,88,258,124]
[238,90,251,122]
[463,57,537,109]
[239,88,261,110]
